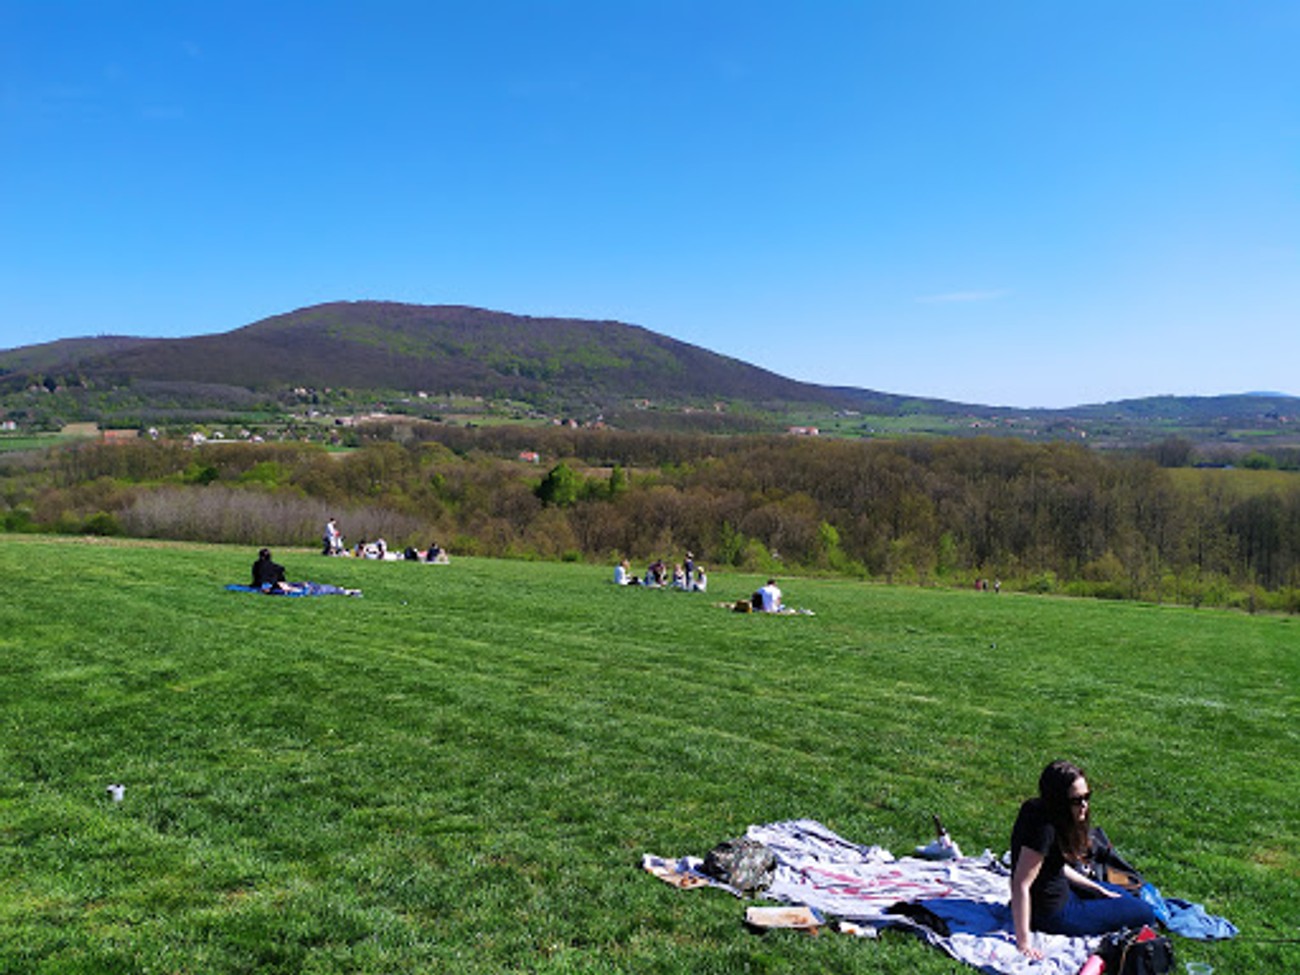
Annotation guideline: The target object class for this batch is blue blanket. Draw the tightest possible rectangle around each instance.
[225,583,357,597]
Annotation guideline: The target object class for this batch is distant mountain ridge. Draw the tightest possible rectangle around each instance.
[1,301,1295,425]
[0,301,927,414]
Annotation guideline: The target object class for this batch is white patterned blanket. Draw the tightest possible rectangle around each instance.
[645,818,1095,975]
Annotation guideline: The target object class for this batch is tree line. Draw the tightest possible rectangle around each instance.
[4,424,1299,611]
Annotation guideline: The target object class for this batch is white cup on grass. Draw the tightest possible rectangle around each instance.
[1185,963,1213,975]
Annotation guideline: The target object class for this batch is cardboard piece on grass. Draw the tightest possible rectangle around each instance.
[744,905,825,934]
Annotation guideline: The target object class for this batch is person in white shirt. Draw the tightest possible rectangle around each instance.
[322,517,343,555]
[692,566,708,592]
[758,579,783,612]
[613,559,631,585]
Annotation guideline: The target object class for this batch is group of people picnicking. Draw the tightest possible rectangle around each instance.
[237,516,454,596]
[322,517,449,564]
[614,553,708,591]
[612,553,803,615]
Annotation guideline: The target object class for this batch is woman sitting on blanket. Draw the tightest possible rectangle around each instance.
[1011,759,1157,959]
[252,548,289,590]
[251,548,360,596]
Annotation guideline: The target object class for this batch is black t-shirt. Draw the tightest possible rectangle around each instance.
[252,557,286,588]
[1010,798,1071,919]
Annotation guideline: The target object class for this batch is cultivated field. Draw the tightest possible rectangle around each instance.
[1,536,1295,973]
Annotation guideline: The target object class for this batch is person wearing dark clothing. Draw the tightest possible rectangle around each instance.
[252,548,287,590]
[1010,760,1157,959]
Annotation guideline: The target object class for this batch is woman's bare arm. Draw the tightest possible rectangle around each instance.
[1011,847,1045,959]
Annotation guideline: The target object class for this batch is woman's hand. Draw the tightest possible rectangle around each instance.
[1016,939,1044,960]
[1064,863,1119,898]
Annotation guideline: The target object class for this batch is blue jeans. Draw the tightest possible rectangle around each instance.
[1039,881,1158,936]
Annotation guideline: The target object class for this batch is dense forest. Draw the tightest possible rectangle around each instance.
[4,424,1299,612]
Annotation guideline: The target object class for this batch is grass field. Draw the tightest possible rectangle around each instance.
[0,432,91,454]
[1,536,1295,974]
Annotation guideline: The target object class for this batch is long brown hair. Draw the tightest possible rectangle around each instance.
[1038,759,1091,860]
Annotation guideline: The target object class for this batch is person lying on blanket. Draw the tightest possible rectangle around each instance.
[1010,759,1157,959]
[251,548,359,596]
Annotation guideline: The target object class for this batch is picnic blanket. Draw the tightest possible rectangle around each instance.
[225,583,358,597]
[644,818,1234,975]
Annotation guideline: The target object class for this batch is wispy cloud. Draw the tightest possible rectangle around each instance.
[915,289,1010,304]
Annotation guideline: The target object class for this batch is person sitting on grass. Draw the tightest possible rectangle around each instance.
[1010,759,1157,959]
[252,548,288,590]
[250,548,360,596]
[755,579,783,612]
[692,566,708,592]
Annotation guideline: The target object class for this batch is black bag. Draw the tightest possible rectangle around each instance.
[1080,827,1145,893]
[1096,926,1175,975]
[700,837,776,893]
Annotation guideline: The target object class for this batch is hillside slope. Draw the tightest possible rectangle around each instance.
[1,301,898,413]
[1,302,1295,434]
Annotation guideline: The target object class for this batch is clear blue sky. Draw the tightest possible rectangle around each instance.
[2,1,1297,408]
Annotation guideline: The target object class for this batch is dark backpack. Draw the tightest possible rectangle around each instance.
[1096,926,1175,975]
[1080,827,1145,892]
[700,837,776,894]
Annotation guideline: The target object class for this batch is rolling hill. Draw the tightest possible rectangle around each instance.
[1,301,1296,442]
[0,301,923,414]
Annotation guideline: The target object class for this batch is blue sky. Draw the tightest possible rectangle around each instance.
[2,1,1297,408]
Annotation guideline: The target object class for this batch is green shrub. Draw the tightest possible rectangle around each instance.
[81,510,121,536]
[2,507,37,533]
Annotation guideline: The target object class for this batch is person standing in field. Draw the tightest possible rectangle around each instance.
[323,517,343,555]
[1010,760,1157,959]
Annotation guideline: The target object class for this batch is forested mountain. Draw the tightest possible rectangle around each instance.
[0,301,928,414]
[1,301,1296,440]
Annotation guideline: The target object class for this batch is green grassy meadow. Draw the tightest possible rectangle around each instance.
[1,536,1295,974]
